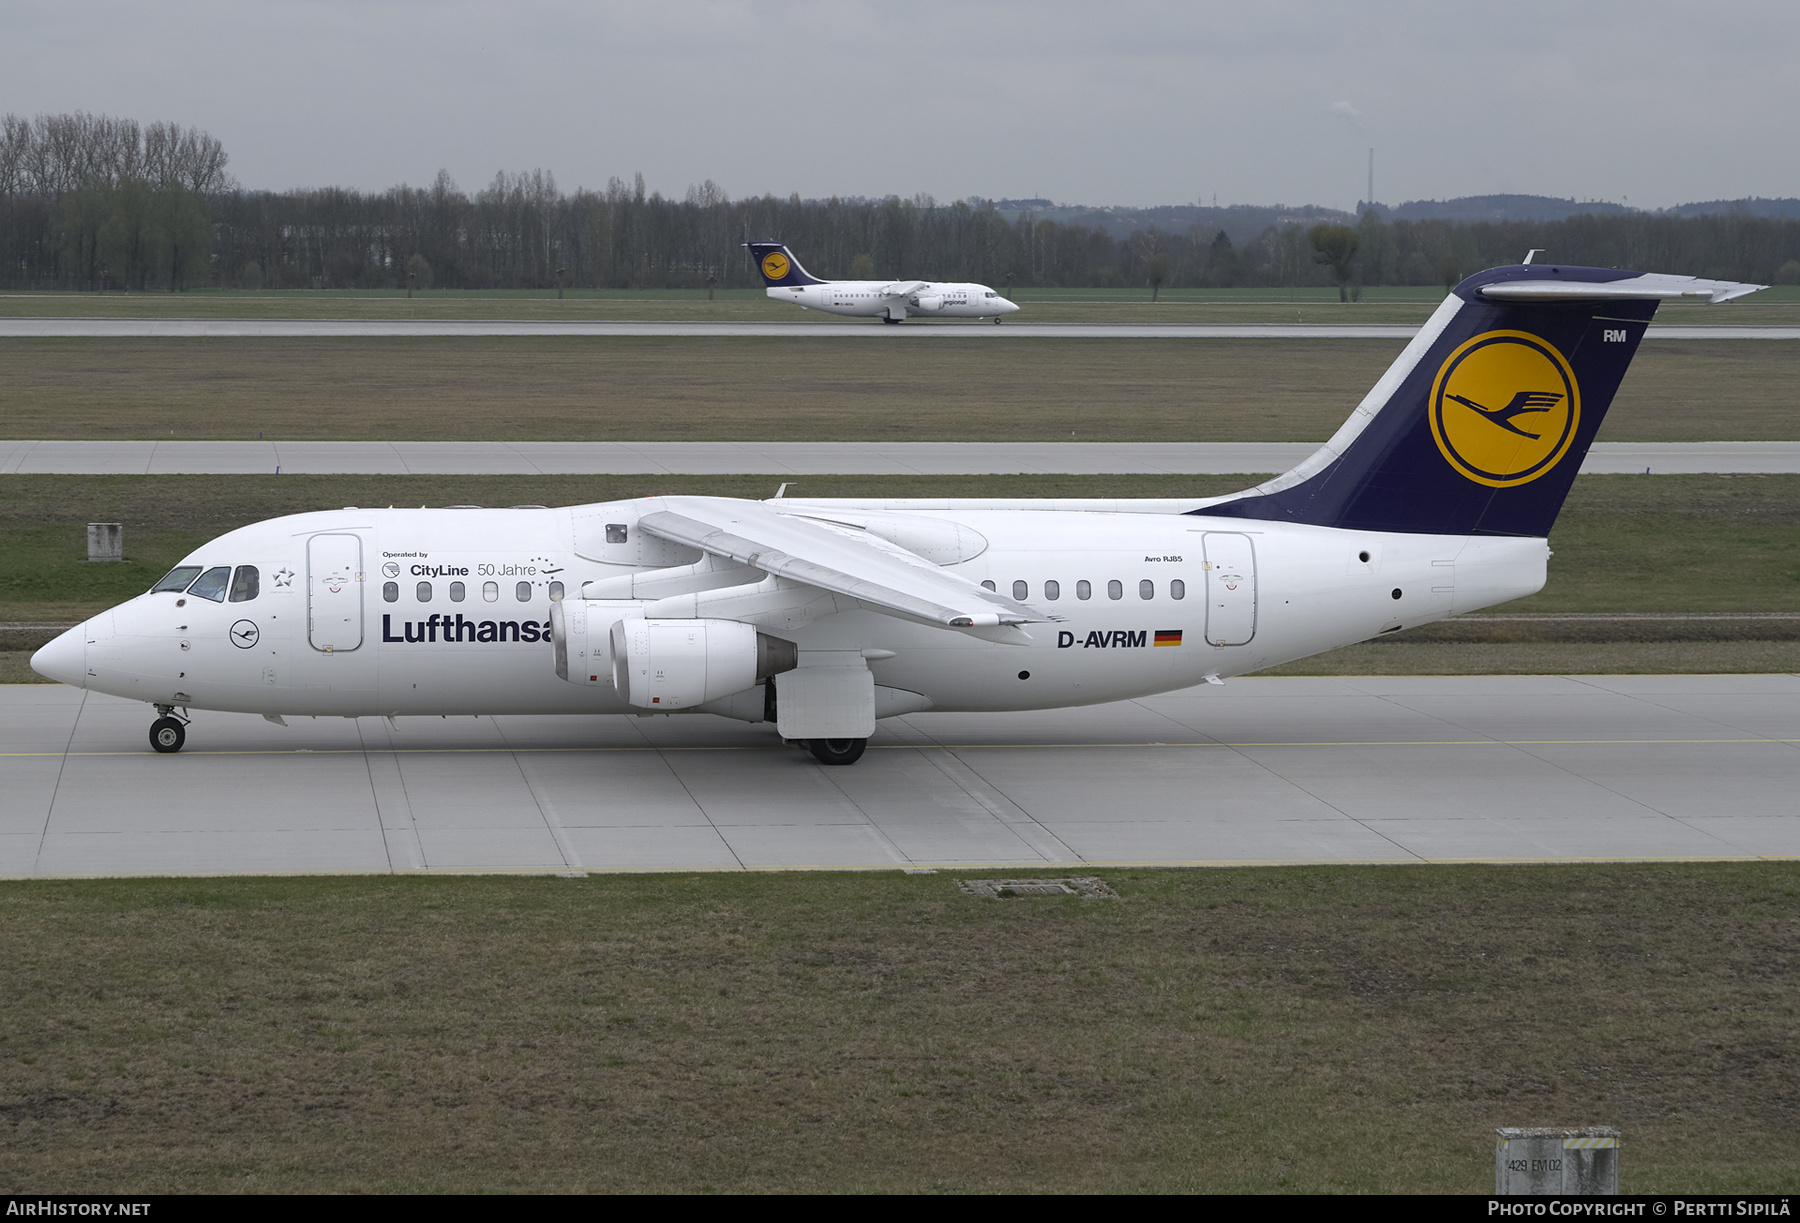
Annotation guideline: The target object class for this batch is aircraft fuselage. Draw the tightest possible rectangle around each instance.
[39,499,1546,723]
[767,281,1019,320]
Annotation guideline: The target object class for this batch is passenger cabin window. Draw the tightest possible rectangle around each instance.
[1076,580,1091,601]
[1107,580,1123,601]
[1045,580,1060,600]
[483,581,499,602]
[153,566,203,594]
[188,566,230,603]
[1171,579,1186,600]
[1012,580,1028,600]
[383,582,399,603]
[980,580,996,592]
[417,581,433,602]
[1140,579,1154,600]
[229,565,259,602]
[450,581,465,602]
[515,581,532,602]
[549,581,565,602]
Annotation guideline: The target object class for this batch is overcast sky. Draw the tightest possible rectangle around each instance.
[6,1,1796,209]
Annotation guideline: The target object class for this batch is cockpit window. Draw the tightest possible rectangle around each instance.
[229,565,260,602]
[187,566,231,602]
[152,566,203,594]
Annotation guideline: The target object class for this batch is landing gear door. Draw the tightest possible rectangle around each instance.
[1203,533,1257,646]
[307,533,364,652]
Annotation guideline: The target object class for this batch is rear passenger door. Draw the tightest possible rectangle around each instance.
[1203,533,1257,646]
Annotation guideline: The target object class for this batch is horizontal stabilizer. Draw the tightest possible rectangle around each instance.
[1480,272,1765,304]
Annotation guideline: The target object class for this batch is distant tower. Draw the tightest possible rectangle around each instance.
[1367,148,1375,211]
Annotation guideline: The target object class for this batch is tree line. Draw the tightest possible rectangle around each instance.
[5,111,1799,293]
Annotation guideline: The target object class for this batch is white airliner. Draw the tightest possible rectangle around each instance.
[747,241,1020,323]
[32,264,1760,764]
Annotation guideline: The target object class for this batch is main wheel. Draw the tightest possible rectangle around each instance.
[808,738,867,766]
[881,316,901,325]
[149,717,186,753]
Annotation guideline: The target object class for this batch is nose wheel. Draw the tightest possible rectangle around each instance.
[808,738,867,766]
[150,707,188,753]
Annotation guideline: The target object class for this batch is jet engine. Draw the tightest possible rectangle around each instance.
[550,598,639,686]
[611,616,797,709]
[913,294,943,312]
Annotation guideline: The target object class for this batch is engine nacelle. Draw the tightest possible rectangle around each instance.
[914,294,943,312]
[610,616,797,709]
[550,598,643,685]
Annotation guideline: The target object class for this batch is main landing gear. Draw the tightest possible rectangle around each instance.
[808,738,867,766]
[149,704,188,753]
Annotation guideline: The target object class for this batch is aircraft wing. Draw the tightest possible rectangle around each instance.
[635,497,1042,629]
[876,280,929,298]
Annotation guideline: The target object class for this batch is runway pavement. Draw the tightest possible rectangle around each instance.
[4,676,1796,877]
[3,439,1797,476]
[2,318,1796,339]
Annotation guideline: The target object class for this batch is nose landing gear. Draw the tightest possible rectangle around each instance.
[150,705,188,753]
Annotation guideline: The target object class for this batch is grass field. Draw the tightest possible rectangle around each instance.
[2,864,1796,1193]
[5,284,1799,325]
[2,473,1796,680]
[1,337,1796,442]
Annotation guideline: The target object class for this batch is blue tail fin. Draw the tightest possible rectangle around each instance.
[745,241,826,287]
[1200,264,1763,537]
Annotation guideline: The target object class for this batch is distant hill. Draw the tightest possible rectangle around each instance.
[991,200,1355,246]
[1364,194,1635,223]
[1661,197,1800,220]
[993,194,1800,238]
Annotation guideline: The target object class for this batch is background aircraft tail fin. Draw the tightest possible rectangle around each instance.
[745,241,826,287]
[1200,265,1764,537]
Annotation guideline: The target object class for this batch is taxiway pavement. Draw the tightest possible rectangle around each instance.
[2,319,1796,339]
[5,675,1796,877]
[2,439,1797,476]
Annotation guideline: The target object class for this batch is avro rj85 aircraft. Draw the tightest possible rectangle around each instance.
[33,263,1760,764]
[747,241,1020,323]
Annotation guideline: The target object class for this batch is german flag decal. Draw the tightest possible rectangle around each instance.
[1154,630,1183,647]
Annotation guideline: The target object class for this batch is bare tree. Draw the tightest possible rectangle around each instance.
[1308,223,1361,301]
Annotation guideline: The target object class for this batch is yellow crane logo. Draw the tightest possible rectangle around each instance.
[1429,331,1581,487]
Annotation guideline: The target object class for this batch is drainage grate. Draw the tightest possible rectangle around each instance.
[956,876,1118,900]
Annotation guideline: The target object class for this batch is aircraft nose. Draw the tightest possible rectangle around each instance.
[1002,298,1021,313]
[31,623,87,688]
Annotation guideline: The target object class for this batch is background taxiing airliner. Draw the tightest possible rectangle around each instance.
[747,241,1020,323]
[33,264,1760,764]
